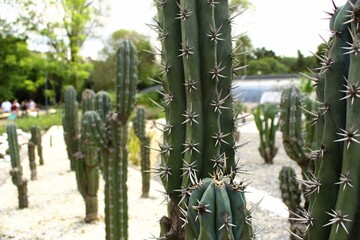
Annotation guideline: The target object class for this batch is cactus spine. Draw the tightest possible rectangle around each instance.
[252,104,279,164]
[7,124,28,209]
[132,106,151,198]
[75,89,100,222]
[153,0,252,238]
[85,40,138,240]
[62,86,79,171]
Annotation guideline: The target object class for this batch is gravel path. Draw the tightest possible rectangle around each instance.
[0,122,300,240]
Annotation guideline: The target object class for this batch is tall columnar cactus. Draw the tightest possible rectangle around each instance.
[288,1,360,239]
[62,86,79,171]
[7,124,28,209]
[252,103,279,164]
[85,40,137,240]
[152,0,252,238]
[132,106,151,198]
[74,89,100,222]
[28,126,39,180]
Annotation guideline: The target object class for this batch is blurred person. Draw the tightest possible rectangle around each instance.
[1,99,11,113]
[20,101,27,117]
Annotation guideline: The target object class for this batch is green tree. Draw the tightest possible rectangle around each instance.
[15,0,108,90]
[0,35,31,100]
[247,57,289,75]
[93,29,159,91]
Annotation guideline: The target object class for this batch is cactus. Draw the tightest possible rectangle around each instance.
[152,0,253,238]
[7,124,28,209]
[252,103,279,164]
[278,166,307,239]
[28,126,38,180]
[29,125,44,166]
[280,86,315,171]
[185,173,253,239]
[132,106,151,198]
[73,89,100,222]
[279,86,317,213]
[62,86,80,171]
[287,1,360,239]
[85,40,138,240]
[35,127,44,165]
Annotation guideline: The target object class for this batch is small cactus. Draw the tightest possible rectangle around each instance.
[252,104,279,164]
[7,124,28,209]
[132,106,151,198]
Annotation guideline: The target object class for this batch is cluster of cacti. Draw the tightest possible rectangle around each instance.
[62,86,80,171]
[7,124,28,209]
[132,106,151,198]
[287,1,360,239]
[252,104,279,164]
[74,89,100,222]
[151,0,253,238]
[84,40,138,239]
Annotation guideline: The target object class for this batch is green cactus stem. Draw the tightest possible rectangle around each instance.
[74,89,100,223]
[29,126,37,179]
[289,1,360,239]
[86,40,138,240]
[252,104,279,164]
[132,106,151,198]
[280,86,313,170]
[36,127,44,165]
[278,166,307,239]
[62,86,80,171]
[153,0,252,238]
[185,173,254,239]
[29,125,44,166]
[7,124,28,209]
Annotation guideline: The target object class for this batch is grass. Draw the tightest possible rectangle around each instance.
[0,110,62,134]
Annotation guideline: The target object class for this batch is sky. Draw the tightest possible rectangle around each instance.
[81,0,346,59]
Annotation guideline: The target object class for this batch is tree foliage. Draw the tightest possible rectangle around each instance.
[92,29,159,92]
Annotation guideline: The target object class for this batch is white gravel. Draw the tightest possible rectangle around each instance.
[0,122,299,240]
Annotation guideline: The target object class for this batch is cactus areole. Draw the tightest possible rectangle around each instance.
[153,0,253,239]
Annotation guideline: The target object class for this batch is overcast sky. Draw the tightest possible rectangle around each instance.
[81,0,346,59]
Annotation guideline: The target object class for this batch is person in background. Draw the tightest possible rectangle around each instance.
[1,99,11,113]
[20,101,27,117]
[11,99,20,115]
[28,99,36,111]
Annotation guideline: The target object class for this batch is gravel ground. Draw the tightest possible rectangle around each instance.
[0,121,300,240]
